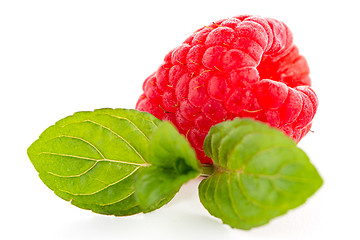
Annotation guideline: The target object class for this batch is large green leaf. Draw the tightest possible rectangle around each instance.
[199,118,323,230]
[28,108,200,216]
[28,108,161,215]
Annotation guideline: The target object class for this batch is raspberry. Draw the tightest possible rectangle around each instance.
[136,15,318,164]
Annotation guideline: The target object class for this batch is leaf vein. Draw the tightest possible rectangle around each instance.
[100,113,151,141]
[39,152,149,170]
[85,119,147,164]
[244,172,313,183]
[212,174,224,217]
[227,173,245,221]
[236,173,270,209]
[98,191,135,206]
[47,161,98,178]
[54,167,140,196]
[242,146,291,169]
[56,135,106,159]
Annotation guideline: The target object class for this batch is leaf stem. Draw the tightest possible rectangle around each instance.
[200,164,215,177]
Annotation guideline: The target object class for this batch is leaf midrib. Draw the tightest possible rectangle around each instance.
[40,152,150,167]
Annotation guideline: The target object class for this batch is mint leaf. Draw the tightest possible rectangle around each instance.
[28,108,200,216]
[135,121,200,213]
[199,118,323,230]
[28,108,161,216]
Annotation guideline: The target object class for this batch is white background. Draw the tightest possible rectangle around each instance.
[1,0,359,239]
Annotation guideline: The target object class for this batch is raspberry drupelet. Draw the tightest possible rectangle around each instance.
[136,15,318,164]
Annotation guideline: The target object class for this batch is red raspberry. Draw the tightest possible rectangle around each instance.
[136,15,318,164]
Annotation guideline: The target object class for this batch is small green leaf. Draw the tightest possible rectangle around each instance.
[135,121,200,212]
[28,108,161,216]
[199,118,323,230]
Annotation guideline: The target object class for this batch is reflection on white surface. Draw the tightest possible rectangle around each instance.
[58,179,230,240]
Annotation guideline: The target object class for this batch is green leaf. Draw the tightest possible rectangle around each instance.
[199,118,323,230]
[28,108,161,216]
[135,121,200,212]
[28,108,200,216]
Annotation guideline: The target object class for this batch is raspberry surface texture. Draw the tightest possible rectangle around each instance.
[136,15,318,164]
